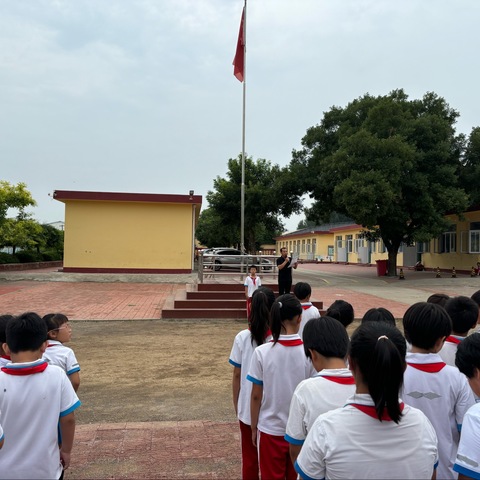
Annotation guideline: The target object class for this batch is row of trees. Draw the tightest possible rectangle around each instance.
[0,181,63,261]
[196,90,480,275]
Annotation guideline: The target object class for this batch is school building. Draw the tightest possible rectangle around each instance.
[54,190,202,273]
[275,209,480,271]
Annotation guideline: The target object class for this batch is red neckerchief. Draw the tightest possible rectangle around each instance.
[1,355,11,360]
[407,362,446,373]
[250,276,256,286]
[302,305,312,310]
[348,402,405,421]
[271,339,303,347]
[445,336,462,345]
[1,361,48,376]
[320,375,355,385]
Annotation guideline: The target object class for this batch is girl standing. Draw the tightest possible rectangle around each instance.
[248,294,315,480]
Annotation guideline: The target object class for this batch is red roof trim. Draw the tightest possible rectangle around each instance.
[53,190,202,205]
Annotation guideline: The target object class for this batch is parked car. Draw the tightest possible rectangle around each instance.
[202,248,273,272]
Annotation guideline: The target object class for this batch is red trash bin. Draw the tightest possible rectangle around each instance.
[376,259,388,276]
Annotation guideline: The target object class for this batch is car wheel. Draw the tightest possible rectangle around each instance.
[214,260,222,271]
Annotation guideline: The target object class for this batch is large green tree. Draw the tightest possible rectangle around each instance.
[0,181,36,222]
[290,90,469,275]
[459,127,480,206]
[200,155,302,252]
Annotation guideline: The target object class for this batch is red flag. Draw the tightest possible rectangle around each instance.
[233,7,245,82]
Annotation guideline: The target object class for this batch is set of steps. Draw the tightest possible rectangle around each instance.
[162,283,324,319]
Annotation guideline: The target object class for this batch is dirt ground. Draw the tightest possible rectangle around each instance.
[73,319,247,425]
[72,318,364,426]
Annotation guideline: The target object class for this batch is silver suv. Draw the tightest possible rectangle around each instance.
[203,248,273,272]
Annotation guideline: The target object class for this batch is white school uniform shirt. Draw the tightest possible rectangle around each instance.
[0,359,81,479]
[403,352,475,480]
[454,402,480,480]
[229,329,272,425]
[295,393,438,480]
[298,303,320,339]
[243,275,261,298]
[43,339,80,376]
[285,368,355,445]
[247,334,316,436]
[0,356,10,369]
[438,335,464,367]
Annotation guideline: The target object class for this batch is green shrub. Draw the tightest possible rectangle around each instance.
[41,250,63,261]
[0,252,19,264]
[16,251,43,263]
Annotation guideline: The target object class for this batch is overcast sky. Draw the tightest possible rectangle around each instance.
[1,0,479,232]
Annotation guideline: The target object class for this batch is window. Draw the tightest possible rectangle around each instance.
[346,235,353,253]
[379,240,386,253]
[440,227,456,253]
[470,230,480,253]
[369,241,376,253]
[336,236,343,249]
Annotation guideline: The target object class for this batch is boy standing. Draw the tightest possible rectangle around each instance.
[439,296,479,367]
[244,265,261,319]
[402,302,475,480]
[0,312,81,479]
[293,282,320,338]
[454,334,480,479]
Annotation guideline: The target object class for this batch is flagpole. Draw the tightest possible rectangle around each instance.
[240,0,247,253]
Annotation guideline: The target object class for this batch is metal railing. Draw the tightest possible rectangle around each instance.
[198,253,278,283]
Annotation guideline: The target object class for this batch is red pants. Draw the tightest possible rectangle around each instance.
[258,431,296,480]
[239,421,259,480]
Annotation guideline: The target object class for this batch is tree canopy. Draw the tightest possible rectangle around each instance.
[197,155,302,251]
[0,181,36,222]
[290,90,469,275]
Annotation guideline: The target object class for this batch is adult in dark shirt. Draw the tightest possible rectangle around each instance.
[276,247,298,295]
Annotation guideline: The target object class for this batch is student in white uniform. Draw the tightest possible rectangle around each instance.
[293,282,320,339]
[244,265,261,319]
[229,287,275,480]
[295,322,438,480]
[0,312,81,480]
[42,313,81,391]
[248,294,315,480]
[0,315,14,369]
[454,334,480,480]
[402,302,475,480]
[285,316,355,464]
[439,296,479,367]
[325,299,354,330]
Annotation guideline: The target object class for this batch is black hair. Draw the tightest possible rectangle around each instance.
[444,296,479,335]
[248,265,257,271]
[471,290,480,307]
[350,322,406,423]
[402,302,451,350]
[361,308,396,327]
[6,312,48,353]
[0,314,14,343]
[270,294,302,343]
[43,313,69,338]
[249,287,275,346]
[426,293,450,308]
[293,282,312,301]
[456,333,480,378]
[303,316,349,359]
[325,300,354,328]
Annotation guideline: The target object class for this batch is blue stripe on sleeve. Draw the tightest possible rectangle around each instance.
[229,359,241,368]
[0,433,4,442]
[453,463,480,480]
[434,461,438,470]
[457,423,462,432]
[246,374,263,386]
[60,399,81,417]
[284,433,304,445]
[67,366,81,375]
[294,460,323,480]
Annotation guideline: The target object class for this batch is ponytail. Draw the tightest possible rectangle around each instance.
[270,294,302,343]
[249,287,275,346]
[350,322,406,423]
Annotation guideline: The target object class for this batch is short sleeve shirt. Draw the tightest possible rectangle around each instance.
[454,403,480,480]
[43,340,80,376]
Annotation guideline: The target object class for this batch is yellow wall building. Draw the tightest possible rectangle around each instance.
[54,190,202,273]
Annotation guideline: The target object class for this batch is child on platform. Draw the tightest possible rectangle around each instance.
[453,334,480,479]
[43,313,81,391]
[402,302,475,480]
[0,315,14,368]
[248,294,315,480]
[295,322,438,480]
[0,312,81,479]
[293,282,320,338]
[285,316,355,464]
[438,296,479,367]
[229,287,275,480]
[244,265,261,319]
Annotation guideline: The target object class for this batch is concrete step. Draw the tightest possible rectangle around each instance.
[175,299,246,309]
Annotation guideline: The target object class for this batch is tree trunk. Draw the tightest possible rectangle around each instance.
[387,248,398,276]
